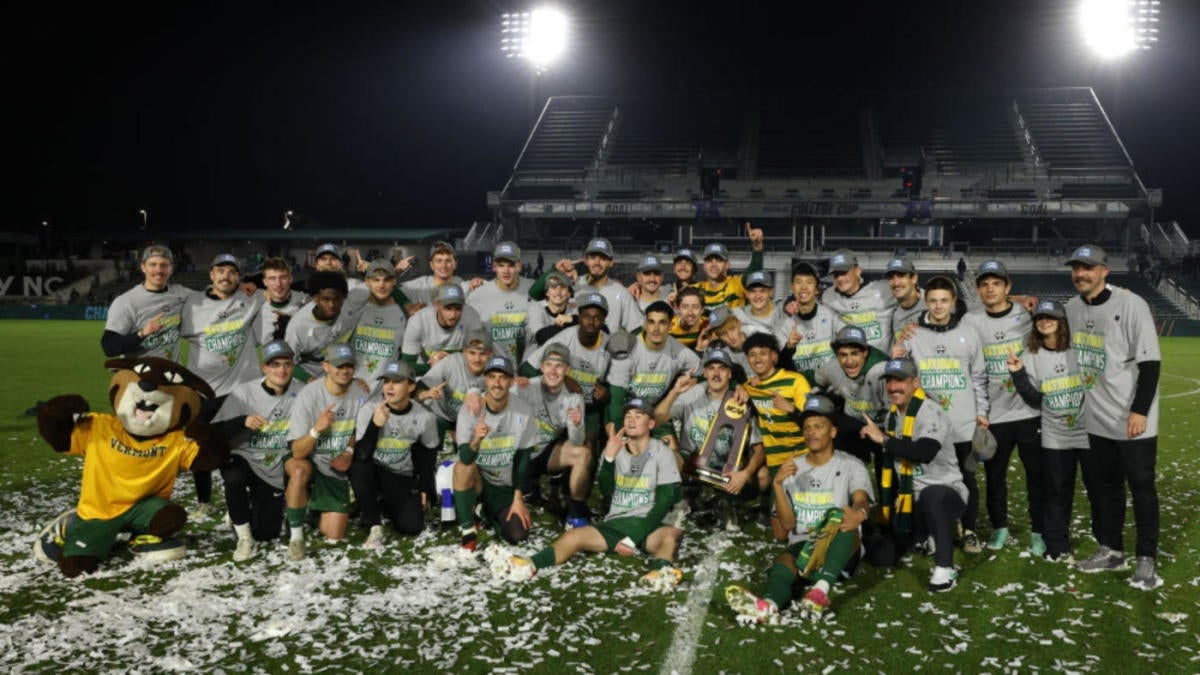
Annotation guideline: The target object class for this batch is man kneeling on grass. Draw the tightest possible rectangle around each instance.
[725,394,872,623]
[492,398,685,588]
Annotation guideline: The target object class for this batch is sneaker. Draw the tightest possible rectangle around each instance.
[188,502,213,521]
[986,527,1009,551]
[1128,556,1163,590]
[1075,545,1125,573]
[724,585,780,624]
[128,534,186,562]
[799,587,831,620]
[364,525,384,550]
[929,565,958,592]
[641,566,683,590]
[565,516,590,530]
[32,509,77,564]
[717,500,742,533]
[1044,551,1075,564]
[913,535,936,556]
[1029,533,1047,557]
[491,554,536,582]
[961,530,982,554]
[288,537,306,561]
[233,536,255,562]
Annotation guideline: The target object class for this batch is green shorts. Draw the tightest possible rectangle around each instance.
[63,496,171,559]
[479,481,515,523]
[310,471,351,514]
[593,516,655,552]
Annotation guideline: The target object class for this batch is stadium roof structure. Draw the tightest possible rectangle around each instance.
[492,87,1152,227]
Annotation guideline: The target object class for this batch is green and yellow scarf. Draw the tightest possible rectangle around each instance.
[878,388,926,534]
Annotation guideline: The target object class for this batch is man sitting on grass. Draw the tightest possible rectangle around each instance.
[491,398,685,589]
[726,394,872,623]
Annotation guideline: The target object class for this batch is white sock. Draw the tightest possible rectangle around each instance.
[813,579,831,594]
[290,526,304,542]
[234,523,252,540]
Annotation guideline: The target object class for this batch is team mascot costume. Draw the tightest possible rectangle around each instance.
[32,357,229,577]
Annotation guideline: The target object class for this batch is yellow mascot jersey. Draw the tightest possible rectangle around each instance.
[68,413,200,520]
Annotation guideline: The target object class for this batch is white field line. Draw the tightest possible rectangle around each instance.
[661,534,727,675]
[1163,373,1200,399]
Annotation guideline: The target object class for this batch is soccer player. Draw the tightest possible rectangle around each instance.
[813,325,889,469]
[606,301,701,436]
[960,259,1046,554]
[776,262,836,382]
[885,256,924,344]
[102,243,193,362]
[1007,300,1088,563]
[743,332,812,474]
[351,360,440,547]
[493,398,685,588]
[669,249,699,304]
[526,270,577,348]
[734,270,787,345]
[395,240,464,311]
[284,271,354,381]
[349,260,408,393]
[569,237,642,333]
[467,241,534,364]
[286,343,368,554]
[893,275,988,554]
[180,253,265,517]
[213,340,305,561]
[416,327,493,444]
[699,306,751,375]
[669,286,709,351]
[1063,245,1162,589]
[631,254,670,312]
[400,283,484,375]
[256,256,309,343]
[453,356,540,552]
[314,243,364,291]
[512,343,590,528]
[695,222,765,310]
[725,394,872,623]
[860,357,969,592]
[821,248,896,353]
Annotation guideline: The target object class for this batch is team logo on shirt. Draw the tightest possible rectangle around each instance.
[935,344,947,355]
[994,330,1006,341]
[1085,319,1095,331]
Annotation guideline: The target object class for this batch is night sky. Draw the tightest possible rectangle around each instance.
[10,1,1199,237]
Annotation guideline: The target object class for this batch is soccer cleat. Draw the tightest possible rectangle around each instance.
[641,566,683,590]
[929,565,958,592]
[32,509,77,564]
[1029,532,1047,557]
[564,516,590,531]
[986,527,1009,551]
[188,502,213,521]
[913,535,936,556]
[1128,556,1163,590]
[725,585,780,624]
[486,546,536,582]
[799,587,831,621]
[1075,545,1125,573]
[961,530,982,554]
[288,537,306,561]
[364,525,384,550]
[233,536,255,562]
[459,532,479,557]
[128,534,186,562]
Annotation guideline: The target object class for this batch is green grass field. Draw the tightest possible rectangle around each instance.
[1,320,1197,673]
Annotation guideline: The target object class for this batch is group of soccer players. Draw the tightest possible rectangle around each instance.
[94,228,1163,622]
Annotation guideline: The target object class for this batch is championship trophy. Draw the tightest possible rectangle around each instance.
[694,393,751,486]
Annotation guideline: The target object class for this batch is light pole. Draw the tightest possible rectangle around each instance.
[283,210,294,230]
[501,6,569,121]
[138,209,148,230]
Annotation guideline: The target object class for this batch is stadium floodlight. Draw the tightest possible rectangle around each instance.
[1080,0,1160,59]
[500,6,568,71]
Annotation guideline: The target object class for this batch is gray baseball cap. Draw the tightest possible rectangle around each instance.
[484,355,515,376]
[324,343,356,367]
[365,259,396,278]
[884,257,916,276]
[798,393,839,424]
[831,325,870,350]
[316,243,341,258]
[1033,299,1066,320]
[637,255,664,273]
[606,330,635,359]
[493,241,521,263]
[545,270,573,290]
[210,253,239,271]
[828,249,859,273]
[703,347,733,368]
[464,328,493,350]
[141,243,174,264]
[673,249,698,264]
[585,238,615,258]
[378,360,417,382]
[622,397,653,415]
[708,306,737,332]
[744,270,772,289]
[703,243,729,261]
[262,340,294,362]
[882,357,919,380]
[976,259,1010,282]
[1065,244,1108,267]
[542,343,571,365]
[577,292,609,314]
[434,284,465,306]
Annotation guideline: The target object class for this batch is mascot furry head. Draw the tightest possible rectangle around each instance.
[34,357,227,577]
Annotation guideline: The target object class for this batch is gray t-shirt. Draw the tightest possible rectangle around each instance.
[181,290,264,396]
[355,396,440,476]
[607,335,700,403]
[780,451,874,545]
[888,399,967,502]
[821,279,897,353]
[892,295,925,344]
[511,377,586,457]
[813,356,889,423]
[214,377,305,490]
[401,303,484,367]
[350,301,408,392]
[901,318,989,443]
[606,438,681,521]
[1066,285,1161,440]
[734,304,789,347]
[467,279,534,363]
[525,299,577,349]
[284,307,358,379]
[400,276,466,307]
[105,284,195,361]
[577,277,642,334]
[961,305,1039,424]
[669,385,763,459]
[1021,348,1089,450]
[455,396,539,487]
[776,304,838,382]
[286,378,367,480]
[256,290,310,344]
[524,329,612,405]
[418,353,485,422]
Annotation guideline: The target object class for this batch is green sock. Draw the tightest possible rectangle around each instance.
[813,530,857,587]
[285,507,306,529]
[764,562,797,610]
[454,489,477,530]
[649,557,672,571]
[531,547,556,569]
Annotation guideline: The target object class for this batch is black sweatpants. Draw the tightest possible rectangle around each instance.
[193,394,228,504]
[220,455,284,542]
[349,461,424,536]
[953,441,979,532]
[1082,434,1159,558]
[1042,447,1086,557]
[984,417,1046,532]
[914,484,967,568]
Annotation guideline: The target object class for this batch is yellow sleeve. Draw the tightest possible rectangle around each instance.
[792,374,812,409]
[68,415,98,458]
